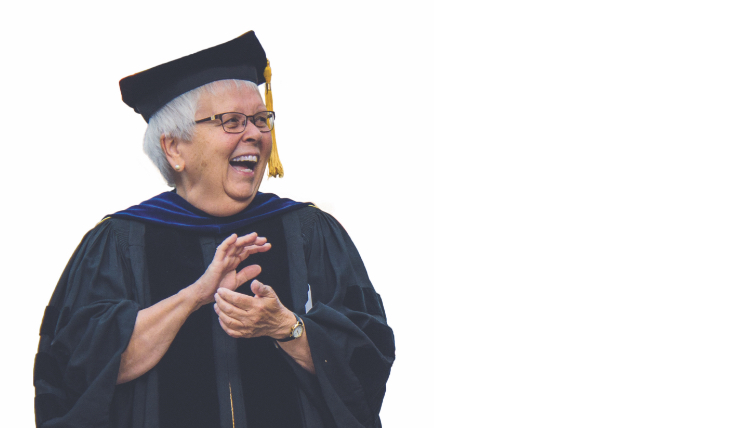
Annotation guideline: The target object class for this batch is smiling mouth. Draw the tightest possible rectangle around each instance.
[230,155,258,173]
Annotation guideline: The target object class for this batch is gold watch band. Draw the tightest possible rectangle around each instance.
[277,312,303,342]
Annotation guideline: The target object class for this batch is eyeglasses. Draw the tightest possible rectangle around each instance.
[195,111,275,134]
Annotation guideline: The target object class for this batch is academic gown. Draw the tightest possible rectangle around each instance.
[34,194,395,428]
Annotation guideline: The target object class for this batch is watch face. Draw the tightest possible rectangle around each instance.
[292,325,304,338]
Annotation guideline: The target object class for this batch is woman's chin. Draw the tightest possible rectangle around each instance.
[225,182,261,204]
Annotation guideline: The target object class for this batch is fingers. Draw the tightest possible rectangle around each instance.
[214,233,238,259]
[213,233,270,267]
[238,246,252,260]
[214,290,249,318]
[237,243,271,263]
[235,232,260,247]
[245,242,272,255]
[223,234,270,261]
[217,317,243,338]
[229,235,257,260]
[213,233,245,265]
[214,292,236,316]
[235,265,262,287]
[250,239,271,251]
[214,284,287,339]
[214,291,255,338]
[219,233,265,253]
[235,233,269,250]
[216,287,254,309]
[251,280,277,298]
[214,297,239,330]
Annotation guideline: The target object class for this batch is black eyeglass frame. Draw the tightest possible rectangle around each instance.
[194,111,275,134]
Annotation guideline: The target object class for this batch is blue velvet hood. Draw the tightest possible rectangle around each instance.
[108,191,308,235]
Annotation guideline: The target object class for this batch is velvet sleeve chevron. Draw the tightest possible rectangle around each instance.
[298,208,395,428]
[34,220,139,427]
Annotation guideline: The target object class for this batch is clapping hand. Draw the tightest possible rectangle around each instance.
[192,232,271,306]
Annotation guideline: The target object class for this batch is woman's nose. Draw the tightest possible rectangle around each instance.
[241,120,263,142]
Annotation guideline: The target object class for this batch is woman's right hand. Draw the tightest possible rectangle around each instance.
[190,233,271,307]
[118,233,270,384]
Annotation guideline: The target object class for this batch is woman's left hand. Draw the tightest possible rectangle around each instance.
[214,280,296,339]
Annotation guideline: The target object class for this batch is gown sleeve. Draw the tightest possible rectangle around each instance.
[299,208,395,428]
[34,219,140,427]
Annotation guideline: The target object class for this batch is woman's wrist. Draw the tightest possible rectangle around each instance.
[273,310,299,340]
[180,283,208,313]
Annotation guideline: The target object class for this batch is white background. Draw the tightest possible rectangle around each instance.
[3,1,750,427]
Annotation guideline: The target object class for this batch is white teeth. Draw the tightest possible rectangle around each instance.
[232,155,258,162]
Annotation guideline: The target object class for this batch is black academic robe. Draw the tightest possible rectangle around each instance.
[34,206,394,428]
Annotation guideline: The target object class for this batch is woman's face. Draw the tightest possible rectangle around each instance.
[172,83,271,216]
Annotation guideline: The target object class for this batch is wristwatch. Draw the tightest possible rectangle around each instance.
[277,312,304,342]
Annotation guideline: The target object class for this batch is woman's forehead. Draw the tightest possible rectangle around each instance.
[197,85,264,114]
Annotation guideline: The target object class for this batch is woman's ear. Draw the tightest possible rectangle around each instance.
[161,134,184,172]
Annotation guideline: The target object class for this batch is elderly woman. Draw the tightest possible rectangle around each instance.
[34,32,394,428]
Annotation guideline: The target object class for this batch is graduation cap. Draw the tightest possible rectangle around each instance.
[119,31,283,177]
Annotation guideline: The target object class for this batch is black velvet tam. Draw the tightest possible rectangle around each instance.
[119,31,268,122]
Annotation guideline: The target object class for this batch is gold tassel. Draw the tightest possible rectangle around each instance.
[264,60,284,178]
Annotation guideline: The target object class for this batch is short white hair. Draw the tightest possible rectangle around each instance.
[143,79,262,186]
